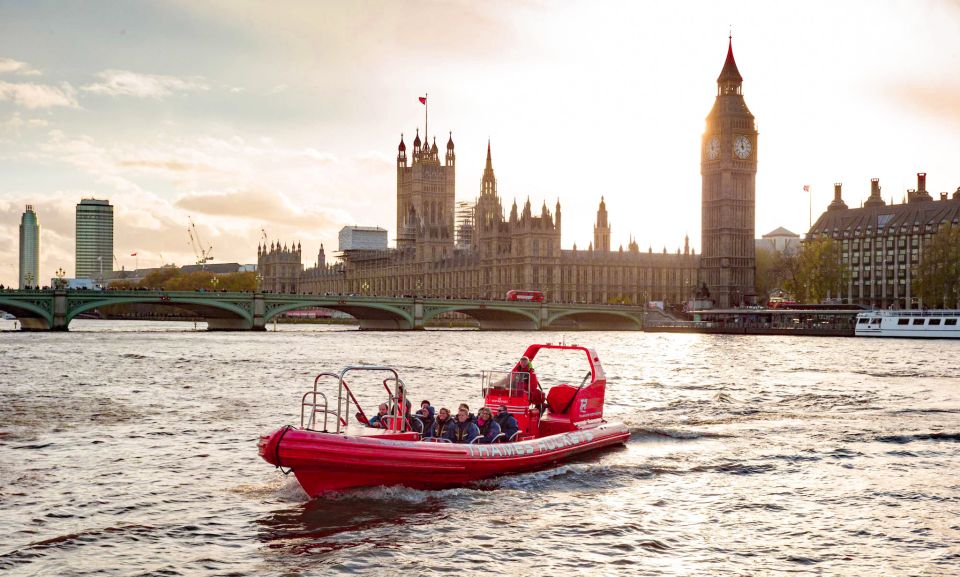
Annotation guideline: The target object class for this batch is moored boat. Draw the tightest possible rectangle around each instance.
[259,344,630,495]
[855,309,960,338]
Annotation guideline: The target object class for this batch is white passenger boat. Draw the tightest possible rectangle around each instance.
[855,310,960,338]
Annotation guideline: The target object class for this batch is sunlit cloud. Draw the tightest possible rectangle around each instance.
[82,70,209,99]
[0,57,42,76]
[0,81,78,109]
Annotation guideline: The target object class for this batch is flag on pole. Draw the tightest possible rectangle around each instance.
[418,96,427,105]
[130,252,138,256]
[803,185,810,192]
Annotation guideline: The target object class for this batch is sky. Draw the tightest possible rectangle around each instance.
[1,0,960,286]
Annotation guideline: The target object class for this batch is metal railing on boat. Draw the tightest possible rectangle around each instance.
[320,365,404,434]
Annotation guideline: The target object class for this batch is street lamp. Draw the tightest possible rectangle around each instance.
[25,272,35,289]
[55,267,66,289]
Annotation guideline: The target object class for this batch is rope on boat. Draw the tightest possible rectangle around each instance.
[275,425,294,476]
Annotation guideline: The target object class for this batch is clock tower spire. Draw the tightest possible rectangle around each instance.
[700,36,758,308]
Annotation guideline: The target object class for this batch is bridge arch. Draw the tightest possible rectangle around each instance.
[264,300,415,330]
[423,304,540,330]
[66,295,253,330]
[545,309,643,331]
[0,296,54,329]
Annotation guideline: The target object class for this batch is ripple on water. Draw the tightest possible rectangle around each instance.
[1,325,958,576]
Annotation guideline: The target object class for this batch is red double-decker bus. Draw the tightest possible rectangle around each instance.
[506,290,544,302]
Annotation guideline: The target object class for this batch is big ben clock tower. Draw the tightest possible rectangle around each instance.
[700,37,757,308]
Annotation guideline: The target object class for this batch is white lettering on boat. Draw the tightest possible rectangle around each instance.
[467,428,600,458]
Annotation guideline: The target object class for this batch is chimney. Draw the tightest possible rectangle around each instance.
[828,182,848,211]
[864,178,885,208]
[911,172,933,203]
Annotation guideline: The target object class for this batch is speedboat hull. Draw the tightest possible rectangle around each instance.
[259,421,630,496]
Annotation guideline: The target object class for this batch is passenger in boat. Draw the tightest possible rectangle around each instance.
[428,407,455,439]
[419,400,435,421]
[458,403,477,422]
[449,406,480,443]
[368,403,390,428]
[495,405,520,442]
[476,407,502,444]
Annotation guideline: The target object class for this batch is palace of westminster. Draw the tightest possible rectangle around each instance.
[258,40,960,309]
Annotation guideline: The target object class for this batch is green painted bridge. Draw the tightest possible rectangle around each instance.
[0,290,647,331]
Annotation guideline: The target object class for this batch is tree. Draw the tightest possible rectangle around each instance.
[913,223,960,309]
[787,237,846,303]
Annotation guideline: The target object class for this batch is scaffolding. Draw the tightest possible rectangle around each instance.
[455,200,475,249]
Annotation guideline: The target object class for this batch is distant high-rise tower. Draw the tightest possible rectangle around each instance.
[700,37,758,307]
[75,199,114,282]
[19,205,40,288]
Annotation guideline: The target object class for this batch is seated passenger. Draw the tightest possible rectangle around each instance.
[476,407,502,444]
[419,400,435,421]
[448,406,480,443]
[458,403,477,423]
[428,407,454,439]
[367,403,389,428]
[494,404,520,441]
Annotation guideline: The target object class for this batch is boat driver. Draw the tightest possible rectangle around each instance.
[514,356,544,407]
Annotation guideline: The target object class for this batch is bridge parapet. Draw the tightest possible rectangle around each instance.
[0,290,645,331]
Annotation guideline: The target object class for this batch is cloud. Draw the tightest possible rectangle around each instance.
[887,81,960,128]
[0,57,42,76]
[1,113,48,136]
[174,188,339,228]
[0,81,78,109]
[82,70,209,99]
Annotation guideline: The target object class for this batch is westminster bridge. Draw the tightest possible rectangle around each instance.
[0,290,647,331]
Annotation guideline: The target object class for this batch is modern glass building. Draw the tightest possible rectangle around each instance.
[75,199,114,282]
[19,205,40,288]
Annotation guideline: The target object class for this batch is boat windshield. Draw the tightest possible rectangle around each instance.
[481,370,531,398]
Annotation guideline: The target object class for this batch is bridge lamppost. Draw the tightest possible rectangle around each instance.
[255,273,263,292]
[24,272,35,290]
[55,267,66,290]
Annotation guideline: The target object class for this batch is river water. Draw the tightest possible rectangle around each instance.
[0,320,958,576]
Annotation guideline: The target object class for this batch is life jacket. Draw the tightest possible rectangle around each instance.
[432,417,452,438]
[451,419,477,442]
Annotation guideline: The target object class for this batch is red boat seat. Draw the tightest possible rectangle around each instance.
[546,384,577,414]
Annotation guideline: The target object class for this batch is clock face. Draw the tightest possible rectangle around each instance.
[734,135,752,159]
[706,136,720,160]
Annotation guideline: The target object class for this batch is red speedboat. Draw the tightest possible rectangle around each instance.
[258,344,629,496]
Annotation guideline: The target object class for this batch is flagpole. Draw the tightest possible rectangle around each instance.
[424,92,428,145]
[808,185,811,230]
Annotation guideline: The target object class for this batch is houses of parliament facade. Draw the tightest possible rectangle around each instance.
[259,41,759,306]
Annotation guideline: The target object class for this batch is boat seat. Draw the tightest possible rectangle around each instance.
[546,384,578,414]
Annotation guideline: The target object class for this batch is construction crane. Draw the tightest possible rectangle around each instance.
[187,216,214,269]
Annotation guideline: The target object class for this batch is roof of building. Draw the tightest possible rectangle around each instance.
[340,226,388,233]
[762,226,799,238]
[717,38,743,84]
[810,196,960,237]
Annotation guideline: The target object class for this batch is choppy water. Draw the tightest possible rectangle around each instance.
[1,320,958,576]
